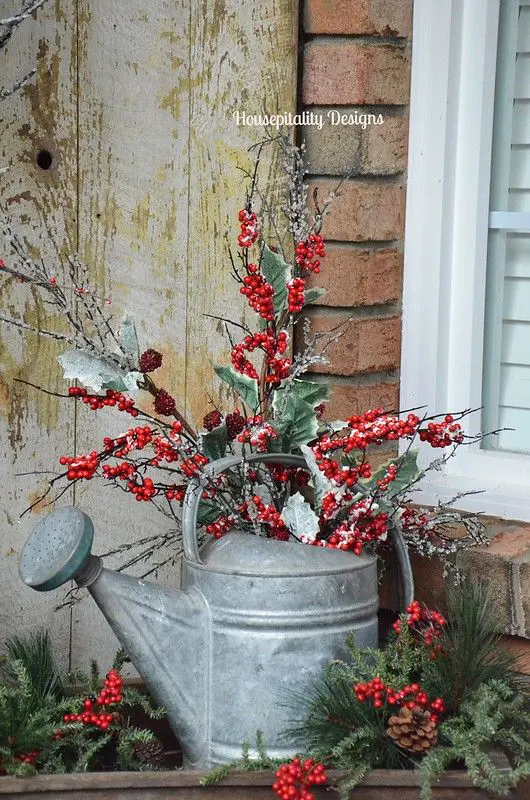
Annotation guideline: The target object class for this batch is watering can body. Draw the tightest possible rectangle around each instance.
[19,453,413,769]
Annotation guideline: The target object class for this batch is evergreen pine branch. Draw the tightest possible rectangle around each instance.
[88,660,100,694]
[2,631,63,702]
[112,649,130,672]
[72,732,110,772]
[335,762,372,800]
[116,726,159,771]
[422,581,518,713]
[200,731,283,786]
[200,760,240,785]
[120,686,166,719]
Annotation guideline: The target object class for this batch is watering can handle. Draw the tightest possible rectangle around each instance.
[182,452,414,609]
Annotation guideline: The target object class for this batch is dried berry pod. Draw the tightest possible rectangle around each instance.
[154,389,176,416]
[139,349,163,373]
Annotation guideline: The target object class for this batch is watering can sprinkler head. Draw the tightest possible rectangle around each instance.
[19,506,102,591]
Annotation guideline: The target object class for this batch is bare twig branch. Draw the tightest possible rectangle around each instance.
[1,0,49,99]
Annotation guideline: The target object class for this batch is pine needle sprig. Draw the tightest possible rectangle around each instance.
[115,727,159,771]
[119,686,166,720]
[419,679,530,800]
[422,582,518,713]
[1,630,63,704]
[200,730,283,786]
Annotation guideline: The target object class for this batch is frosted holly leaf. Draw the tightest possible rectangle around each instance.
[300,444,336,507]
[58,349,141,393]
[281,491,320,541]
[117,314,140,362]
[325,420,349,432]
[214,365,259,411]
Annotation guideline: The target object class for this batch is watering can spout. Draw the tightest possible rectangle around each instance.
[19,507,210,768]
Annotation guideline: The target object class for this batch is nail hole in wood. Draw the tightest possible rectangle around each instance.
[36,150,53,170]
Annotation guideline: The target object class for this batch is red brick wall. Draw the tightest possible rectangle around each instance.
[298,0,530,674]
[300,0,410,420]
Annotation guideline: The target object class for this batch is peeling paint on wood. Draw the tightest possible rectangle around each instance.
[1,0,297,670]
[0,0,77,672]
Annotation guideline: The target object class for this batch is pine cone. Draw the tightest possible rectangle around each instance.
[133,738,164,764]
[139,349,163,373]
[154,389,176,416]
[386,705,438,753]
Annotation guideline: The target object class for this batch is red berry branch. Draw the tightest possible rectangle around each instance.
[273,757,327,800]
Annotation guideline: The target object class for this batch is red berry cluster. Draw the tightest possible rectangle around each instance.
[14,751,39,765]
[203,409,223,431]
[238,421,279,452]
[295,233,325,274]
[128,476,157,501]
[376,463,398,491]
[166,485,186,502]
[231,329,290,384]
[104,426,153,457]
[400,507,431,532]
[267,464,310,486]
[345,409,421,449]
[68,387,138,416]
[139,348,163,373]
[251,494,289,539]
[151,436,179,465]
[64,670,123,731]
[226,410,245,441]
[179,453,209,478]
[237,208,259,248]
[287,277,305,313]
[320,491,339,520]
[311,451,371,488]
[354,677,445,722]
[59,451,99,480]
[322,506,388,555]
[240,265,275,321]
[273,757,327,800]
[206,514,236,539]
[393,601,447,654]
[154,388,177,417]
[102,461,136,481]
[418,415,464,447]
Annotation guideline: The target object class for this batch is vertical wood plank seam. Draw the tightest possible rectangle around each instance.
[184,0,193,420]
[69,0,81,673]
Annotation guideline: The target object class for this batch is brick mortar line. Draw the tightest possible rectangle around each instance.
[303,34,410,47]
[307,173,405,185]
[305,304,401,318]
[307,171,406,181]
[302,103,410,117]
[322,240,404,250]
[305,370,400,386]
[304,102,409,111]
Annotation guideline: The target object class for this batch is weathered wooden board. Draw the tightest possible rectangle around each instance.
[0,768,516,799]
[0,0,77,672]
[0,0,297,668]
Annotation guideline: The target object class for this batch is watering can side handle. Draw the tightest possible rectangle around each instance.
[182,453,415,609]
[182,453,307,563]
[389,519,415,610]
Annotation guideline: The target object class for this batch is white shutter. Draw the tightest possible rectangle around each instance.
[483,1,530,454]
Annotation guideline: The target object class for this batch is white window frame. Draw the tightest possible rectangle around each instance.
[402,0,530,522]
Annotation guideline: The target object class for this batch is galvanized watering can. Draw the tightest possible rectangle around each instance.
[20,453,414,769]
